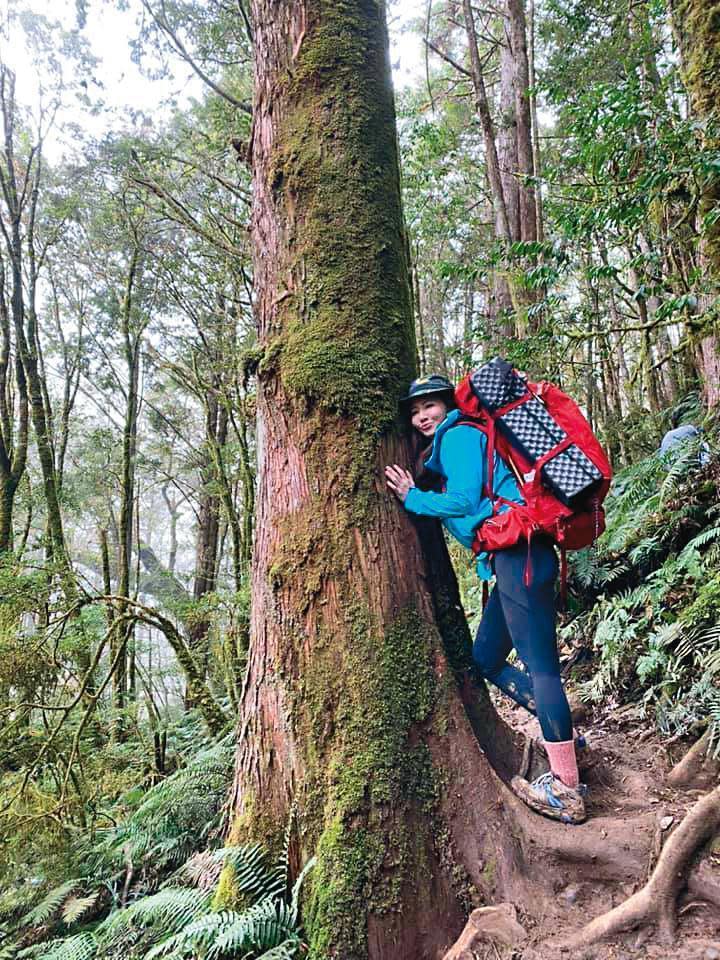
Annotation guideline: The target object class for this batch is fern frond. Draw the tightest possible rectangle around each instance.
[628,535,661,565]
[705,689,720,758]
[96,887,211,945]
[95,735,235,876]
[173,850,222,891]
[20,880,82,928]
[61,894,99,927]
[17,932,96,960]
[257,940,300,959]
[147,898,300,960]
[211,844,285,901]
[208,898,300,959]
[290,857,316,913]
[279,803,298,894]
[680,525,720,556]
[659,443,701,505]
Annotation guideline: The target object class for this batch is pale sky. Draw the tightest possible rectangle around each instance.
[3,0,426,159]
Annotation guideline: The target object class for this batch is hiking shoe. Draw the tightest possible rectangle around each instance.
[510,771,587,824]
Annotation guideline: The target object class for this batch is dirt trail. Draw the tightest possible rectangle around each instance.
[490,692,720,960]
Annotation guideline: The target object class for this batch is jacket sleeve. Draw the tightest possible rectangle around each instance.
[404,426,486,519]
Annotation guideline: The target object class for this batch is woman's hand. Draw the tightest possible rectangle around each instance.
[385,464,415,502]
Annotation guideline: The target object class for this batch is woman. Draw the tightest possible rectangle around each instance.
[385,374,586,825]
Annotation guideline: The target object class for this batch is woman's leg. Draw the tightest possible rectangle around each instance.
[493,539,572,744]
[472,586,537,713]
[491,539,584,821]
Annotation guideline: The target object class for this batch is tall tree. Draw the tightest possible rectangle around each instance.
[0,67,73,584]
[670,0,720,407]
[225,2,632,957]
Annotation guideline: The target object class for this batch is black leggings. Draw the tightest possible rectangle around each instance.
[472,538,573,743]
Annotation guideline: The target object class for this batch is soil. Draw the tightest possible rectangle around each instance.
[486,687,720,960]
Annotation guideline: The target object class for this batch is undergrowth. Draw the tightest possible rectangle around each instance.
[564,428,720,751]
[0,728,312,959]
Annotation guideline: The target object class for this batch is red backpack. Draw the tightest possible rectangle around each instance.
[454,358,612,591]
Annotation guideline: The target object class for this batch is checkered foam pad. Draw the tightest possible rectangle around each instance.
[471,358,603,507]
[470,357,528,411]
[542,448,604,504]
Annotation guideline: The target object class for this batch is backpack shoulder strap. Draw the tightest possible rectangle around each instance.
[453,415,497,504]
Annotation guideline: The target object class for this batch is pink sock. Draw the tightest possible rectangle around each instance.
[543,739,579,788]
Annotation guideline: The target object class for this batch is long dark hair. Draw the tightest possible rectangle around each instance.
[408,391,456,492]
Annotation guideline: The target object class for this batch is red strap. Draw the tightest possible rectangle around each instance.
[485,417,496,507]
[533,436,573,474]
[493,393,531,418]
[523,528,534,587]
[481,580,489,610]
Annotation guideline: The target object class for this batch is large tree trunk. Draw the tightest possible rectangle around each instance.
[228,3,534,957]
[671,0,720,407]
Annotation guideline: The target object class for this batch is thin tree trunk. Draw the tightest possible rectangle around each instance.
[506,0,536,244]
[493,19,519,325]
[462,0,511,243]
[527,0,544,243]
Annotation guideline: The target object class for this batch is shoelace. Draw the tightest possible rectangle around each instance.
[531,771,557,789]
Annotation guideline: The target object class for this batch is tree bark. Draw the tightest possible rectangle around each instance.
[0,69,72,586]
[506,0,536,245]
[493,18,519,326]
[527,0,544,244]
[670,0,720,407]
[462,0,511,244]
[184,392,227,706]
[228,3,530,957]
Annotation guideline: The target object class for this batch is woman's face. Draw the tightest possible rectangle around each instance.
[410,396,448,438]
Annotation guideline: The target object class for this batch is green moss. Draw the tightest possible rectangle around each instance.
[265,0,416,443]
[482,855,497,889]
[674,1,720,267]
[295,603,443,957]
[213,862,242,911]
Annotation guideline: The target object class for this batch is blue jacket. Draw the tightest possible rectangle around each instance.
[403,409,523,578]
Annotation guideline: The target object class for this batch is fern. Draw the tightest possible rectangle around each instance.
[707,690,720,759]
[659,443,700,504]
[210,843,286,902]
[17,933,96,960]
[146,898,301,960]
[90,734,234,879]
[96,887,211,945]
[61,894,99,927]
[680,524,720,555]
[20,880,83,928]
[290,856,315,914]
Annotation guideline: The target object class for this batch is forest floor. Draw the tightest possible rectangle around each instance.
[490,685,720,960]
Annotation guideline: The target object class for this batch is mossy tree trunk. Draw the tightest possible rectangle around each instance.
[671,0,720,407]
[229,3,536,958]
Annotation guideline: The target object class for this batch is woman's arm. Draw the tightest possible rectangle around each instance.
[386,427,486,519]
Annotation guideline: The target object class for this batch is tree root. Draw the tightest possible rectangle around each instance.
[556,786,720,950]
[668,728,720,789]
[442,903,526,959]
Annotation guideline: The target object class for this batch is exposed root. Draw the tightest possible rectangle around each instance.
[667,728,720,789]
[442,903,526,959]
[504,783,651,881]
[555,786,720,950]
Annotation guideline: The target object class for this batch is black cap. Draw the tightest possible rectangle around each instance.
[400,374,455,411]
